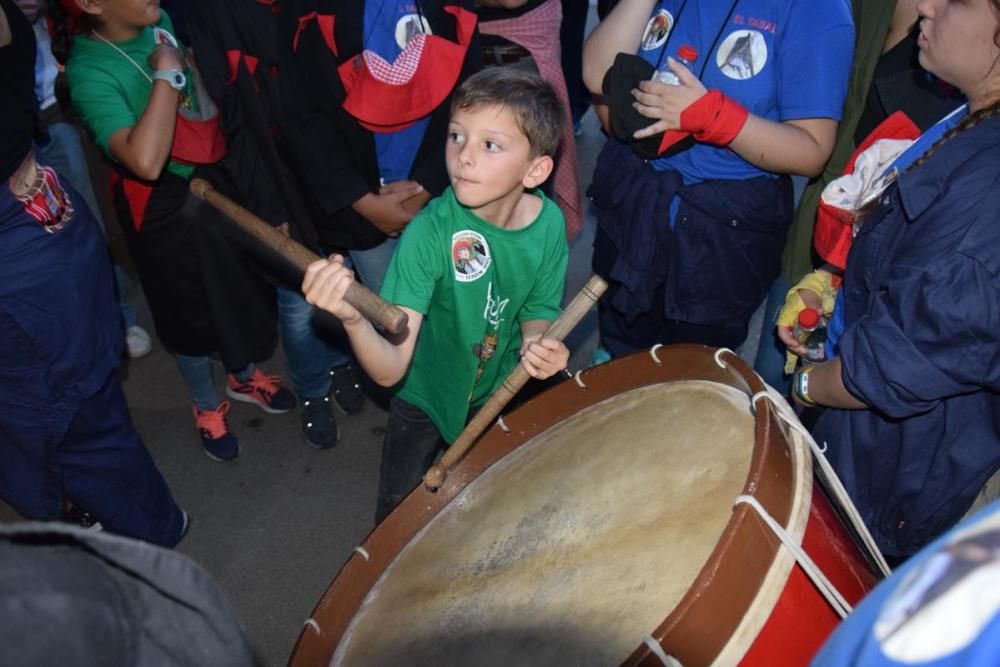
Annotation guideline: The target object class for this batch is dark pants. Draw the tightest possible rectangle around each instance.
[58,374,186,547]
[375,397,450,525]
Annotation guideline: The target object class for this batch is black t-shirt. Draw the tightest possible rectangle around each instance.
[0,0,36,182]
[854,28,962,144]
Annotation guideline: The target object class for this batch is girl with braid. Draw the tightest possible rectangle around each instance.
[789,0,1000,561]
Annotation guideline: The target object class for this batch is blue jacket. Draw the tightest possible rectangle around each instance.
[0,180,123,517]
[813,114,1000,559]
[589,139,793,327]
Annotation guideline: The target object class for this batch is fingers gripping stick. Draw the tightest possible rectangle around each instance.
[423,275,608,490]
[190,178,408,334]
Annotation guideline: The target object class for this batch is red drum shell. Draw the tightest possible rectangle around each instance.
[289,345,880,666]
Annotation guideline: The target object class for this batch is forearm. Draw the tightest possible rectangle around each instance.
[111,82,180,180]
[727,116,837,178]
[582,0,658,95]
[799,358,868,410]
[342,317,413,387]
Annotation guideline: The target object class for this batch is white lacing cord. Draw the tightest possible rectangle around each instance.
[354,546,371,562]
[573,370,587,389]
[643,635,683,666]
[714,347,735,369]
[496,414,510,433]
[303,618,321,635]
[649,344,664,365]
[751,391,891,577]
[734,495,852,619]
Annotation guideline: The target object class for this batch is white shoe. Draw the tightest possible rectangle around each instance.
[125,325,152,358]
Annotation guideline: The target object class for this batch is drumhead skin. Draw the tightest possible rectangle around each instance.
[289,346,879,667]
[335,382,754,666]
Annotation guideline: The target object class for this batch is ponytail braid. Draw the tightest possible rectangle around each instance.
[906,100,1000,172]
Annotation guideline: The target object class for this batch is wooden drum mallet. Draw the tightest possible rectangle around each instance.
[189,178,408,335]
[423,274,608,490]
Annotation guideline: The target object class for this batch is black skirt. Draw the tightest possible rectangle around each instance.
[113,164,277,370]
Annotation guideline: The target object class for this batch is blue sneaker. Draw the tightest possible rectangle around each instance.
[590,346,612,367]
[226,369,297,414]
[193,402,240,462]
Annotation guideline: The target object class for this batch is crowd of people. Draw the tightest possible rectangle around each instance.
[2,0,1000,660]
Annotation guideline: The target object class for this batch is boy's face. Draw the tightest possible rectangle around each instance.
[446,104,552,224]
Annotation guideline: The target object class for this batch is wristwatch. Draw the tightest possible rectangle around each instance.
[152,68,186,91]
[794,366,818,407]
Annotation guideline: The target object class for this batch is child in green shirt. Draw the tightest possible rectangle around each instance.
[303,68,571,523]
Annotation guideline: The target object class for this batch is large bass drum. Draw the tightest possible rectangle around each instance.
[290,345,880,666]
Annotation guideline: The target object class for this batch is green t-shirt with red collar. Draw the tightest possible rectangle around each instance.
[381,187,568,443]
[66,11,198,180]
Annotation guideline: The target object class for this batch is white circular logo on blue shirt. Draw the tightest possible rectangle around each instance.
[716,30,768,80]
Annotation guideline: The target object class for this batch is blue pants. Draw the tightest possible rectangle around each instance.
[350,238,398,297]
[277,286,351,398]
[35,374,183,547]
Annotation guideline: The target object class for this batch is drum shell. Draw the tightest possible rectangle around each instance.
[290,346,880,666]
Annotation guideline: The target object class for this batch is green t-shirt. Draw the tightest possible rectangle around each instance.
[381,187,569,443]
[66,12,197,180]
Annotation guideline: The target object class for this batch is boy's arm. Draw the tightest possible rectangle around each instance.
[519,320,569,380]
[302,257,422,387]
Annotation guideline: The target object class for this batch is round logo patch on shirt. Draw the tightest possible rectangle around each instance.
[640,10,674,51]
[716,30,768,80]
[452,230,490,283]
[153,27,179,48]
[872,511,1000,662]
[395,13,432,50]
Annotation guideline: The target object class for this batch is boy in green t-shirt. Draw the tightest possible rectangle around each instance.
[303,68,570,523]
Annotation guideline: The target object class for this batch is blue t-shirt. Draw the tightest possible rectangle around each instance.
[812,501,1000,667]
[364,0,433,184]
[637,0,854,183]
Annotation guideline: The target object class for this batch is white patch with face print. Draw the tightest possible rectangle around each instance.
[716,30,768,80]
[640,9,674,52]
[395,13,433,50]
[452,230,490,283]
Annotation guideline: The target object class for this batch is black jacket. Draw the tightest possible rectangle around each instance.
[287,0,481,251]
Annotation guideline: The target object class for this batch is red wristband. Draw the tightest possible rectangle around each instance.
[679,90,749,146]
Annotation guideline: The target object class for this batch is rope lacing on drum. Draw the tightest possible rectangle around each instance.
[496,415,510,433]
[733,495,853,619]
[749,391,891,578]
[303,618,321,635]
[649,344,664,365]
[713,347,735,369]
[642,636,683,667]
[354,546,371,561]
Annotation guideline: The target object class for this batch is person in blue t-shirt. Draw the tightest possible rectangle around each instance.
[582,0,854,355]
[812,500,1000,667]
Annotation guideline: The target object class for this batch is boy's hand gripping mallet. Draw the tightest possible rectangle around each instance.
[190,178,408,335]
[423,275,608,490]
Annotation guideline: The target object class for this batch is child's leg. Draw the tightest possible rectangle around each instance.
[59,374,187,547]
[174,353,221,410]
[375,397,447,524]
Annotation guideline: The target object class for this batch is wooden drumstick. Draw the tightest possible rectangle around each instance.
[423,275,608,490]
[190,178,408,335]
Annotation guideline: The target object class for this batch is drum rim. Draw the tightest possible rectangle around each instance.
[289,345,808,667]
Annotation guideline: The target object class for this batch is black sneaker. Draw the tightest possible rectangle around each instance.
[302,395,339,449]
[61,505,102,531]
[329,363,366,414]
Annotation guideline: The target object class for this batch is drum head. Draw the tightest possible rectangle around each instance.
[333,381,754,666]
